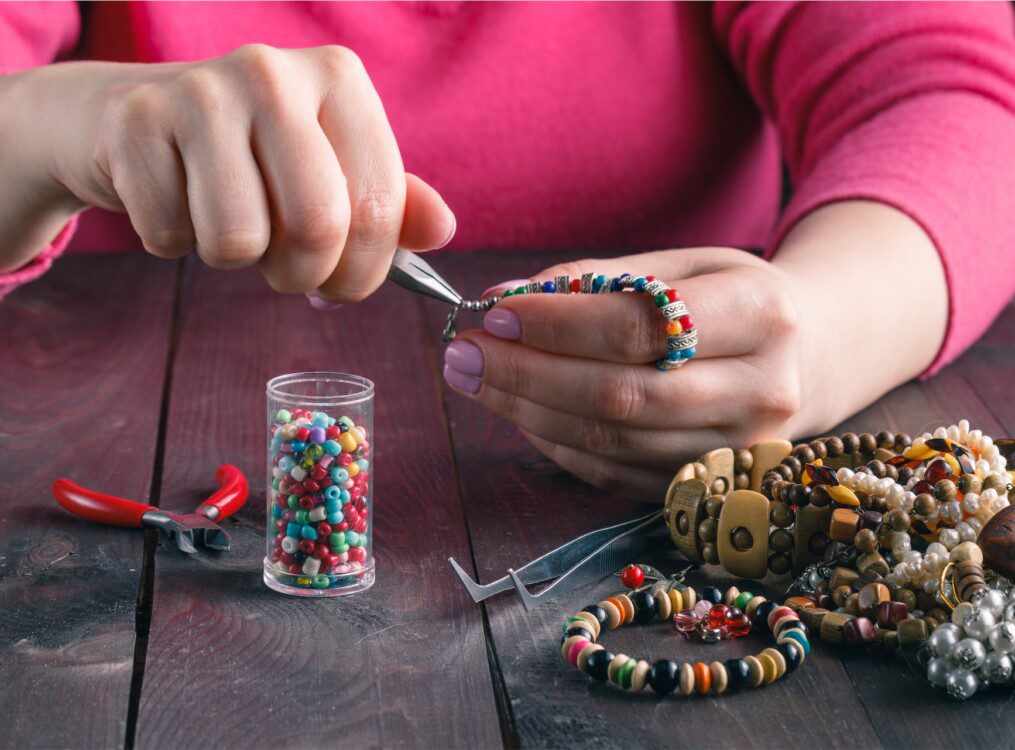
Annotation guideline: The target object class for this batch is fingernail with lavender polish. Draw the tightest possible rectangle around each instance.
[444,340,484,377]
[484,308,521,340]
[443,364,480,394]
[308,295,343,311]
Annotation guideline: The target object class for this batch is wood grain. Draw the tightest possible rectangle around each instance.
[134,260,502,748]
[0,255,175,748]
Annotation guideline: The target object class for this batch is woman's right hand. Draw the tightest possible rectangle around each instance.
[0,45,455,301]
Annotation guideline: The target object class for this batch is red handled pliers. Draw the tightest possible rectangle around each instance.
[52,464,249,553]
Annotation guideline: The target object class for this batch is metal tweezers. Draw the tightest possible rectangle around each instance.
[449,510,665,611]
[387,249,463,306]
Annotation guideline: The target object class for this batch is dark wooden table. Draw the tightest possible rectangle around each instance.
[1,250,1012,749]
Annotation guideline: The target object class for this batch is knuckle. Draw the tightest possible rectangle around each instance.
[112,85,168,137]
[617,307,663,362]
[595,369,647,423]
[145,227,195,257]
[173,68,226,113]
[230,43,281,74]
[283,204,349,252]
[764,285,800,339]
[752,376,802,424]
[350,187,403,247]
[318,45,365,80]
[579,419,622,459]
[198,230,267,269]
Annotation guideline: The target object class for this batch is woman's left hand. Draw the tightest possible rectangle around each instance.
[442,247,813,499]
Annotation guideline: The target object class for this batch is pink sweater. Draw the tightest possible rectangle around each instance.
[2,1,1014,374]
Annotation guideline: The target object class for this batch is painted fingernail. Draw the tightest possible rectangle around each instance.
[482,279,529,299]
[443,364,480,395]
[308,295,343,311]
[484,308,521,340]
[444,340,484,377]
[436,213,457,250]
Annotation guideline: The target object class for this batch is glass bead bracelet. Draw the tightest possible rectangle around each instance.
[444,272,697,370]
[560,575,809,696]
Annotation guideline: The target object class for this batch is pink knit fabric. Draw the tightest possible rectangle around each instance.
[1,1,1013,374]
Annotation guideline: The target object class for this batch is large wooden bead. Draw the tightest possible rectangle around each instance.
[716,489,771,579]
[829,507,860,543]
[748,440,793,492]
[664,478,709,564]
[792,504,832,574]
[977,504,1015,578]
[699,447,735,496]
[819,612,855,645]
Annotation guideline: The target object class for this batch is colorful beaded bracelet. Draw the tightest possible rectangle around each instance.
[445,272,697,370]
[560,577,809,696]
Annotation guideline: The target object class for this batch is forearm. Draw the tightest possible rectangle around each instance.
[772,200,948,433]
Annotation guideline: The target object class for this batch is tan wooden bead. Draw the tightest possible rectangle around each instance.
[682,586,697,610]
[773,614,799,635]
[577,643,603,672]
[829,566,860,590]
[897,618,929,649]
[607,654,630,684]
[743,655,765,688]
[745,596,767,617]
[574,611,601,639]
[615,594,635,625]
[819,612,855,645]
[784,596,815,612]
[856,551,890,577]
[949,541,984,564]
[631,660,651,692]
[700,447,735,496]
[858,583,890,613]
[716,489,771,579]
[562,634,590,660]
[598,599,622,630]
[723,586,741,606]
[748,439,793,492]
[673,462,698,483]
[710,661,728,693]
[829,507,860,543]
[757,653,778,685]
[792,504,832,574]
[667,588,683,614]
[844,593,861,616]
[762,647,787,679]
[664,478,709,564]
[679,662,695,696]
[800,606,829,630]
[656,590,672,621]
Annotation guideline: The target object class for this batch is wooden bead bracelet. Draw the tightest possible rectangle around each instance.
[561,578,809,696]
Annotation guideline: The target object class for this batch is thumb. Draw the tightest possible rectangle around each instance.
[398,173,456,251]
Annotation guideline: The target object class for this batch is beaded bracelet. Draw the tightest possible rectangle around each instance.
[561,576,809,696]
[445,272,697,370]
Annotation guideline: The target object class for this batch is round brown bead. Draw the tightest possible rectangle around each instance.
[897,467,914,484]
[983,473,1008,493]
[859,433,877,455]
[792,484,812,507]
[794,445,816,464]
[698,518,718,544]
[868,493,888,514]
[825,436,845,457]
[705,496,724,520]
[731,527,753,552]
[773,464,793,481]
[734,472,750,490]
[934,479,957,503]
[770,502,795,528]
[897,588,918,611]
[894,433,912,450]
[810,440,828,459]
[781,455,803,477]
[886,509,910,532]
[702,542,719,565]
[769,528,793,554]
[957,474,981,495]
[810,486,831,508]
[884,464,899,481]
[733,448,753,473]
[842,433,860,454]
[808,531,830,557]
[854,528,878,553]
[767,552,792,575]
[866,460,886,478]
[914,493,936,518]
[876,430,895,449]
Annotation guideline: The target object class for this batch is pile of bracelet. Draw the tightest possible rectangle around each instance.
[447,272,697,370]
[561,569,809,696]
[655,420,1014,700]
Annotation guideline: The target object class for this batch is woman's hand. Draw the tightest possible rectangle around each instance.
[441,202,949,500]
[443,247,808,499]
[0,45,455,300]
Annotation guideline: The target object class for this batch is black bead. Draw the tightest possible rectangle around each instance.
[724,658,751,691]
[777,642,801,672]
[293,551,306,564]
[630,591,657,624]
[701,587,723,605]
[753,600,777,627]
[585,650,614,682]
[564,626,594,642]
[647,659,679,695]
[779,620,808,638]
[582,605,608,628]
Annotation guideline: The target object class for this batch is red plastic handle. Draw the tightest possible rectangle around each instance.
[52,478,154,528]
[197,464,249,521]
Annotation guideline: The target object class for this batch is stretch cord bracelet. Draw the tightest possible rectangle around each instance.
[443,272,697,370]
[560,571,809,696]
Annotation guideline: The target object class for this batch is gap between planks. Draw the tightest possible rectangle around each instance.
[124,258,186,750]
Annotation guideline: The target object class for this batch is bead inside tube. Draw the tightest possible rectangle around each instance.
[265,372,375,597]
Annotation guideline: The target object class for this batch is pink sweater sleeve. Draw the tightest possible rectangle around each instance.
[714,1,1015,376]
[0,2,80,300]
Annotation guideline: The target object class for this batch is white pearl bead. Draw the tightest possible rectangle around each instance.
[965,608,997,641]
[935,426,948,438]
[989,622,1015,653]
[967,517,982,533]
[926,542,948,558]
[939,528,960,550]
[956,522,977,543]
[982,651,1013,684]
[927,657,949,687]
[962,493,980,514]
[946,668,979,700]
[952,638,988,669]
[958,419,970,437]
[836,467,853,483]
[952,602,975,628]
[973,589,1007,618]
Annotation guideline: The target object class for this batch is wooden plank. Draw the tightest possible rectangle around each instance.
[0,255,175,748]
[428,250,882,748]
[135,260,502,748]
